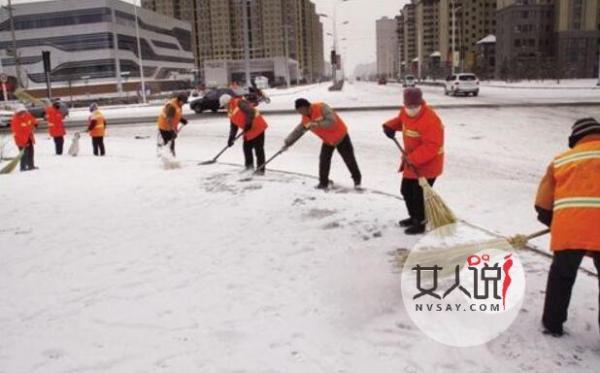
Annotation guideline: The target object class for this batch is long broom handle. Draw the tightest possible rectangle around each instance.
[256,148,285,173]
[210,132,245,162]
[391,137,422,177]
[526,228,551,240]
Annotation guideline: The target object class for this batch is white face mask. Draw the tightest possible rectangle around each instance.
[405,105,422,118]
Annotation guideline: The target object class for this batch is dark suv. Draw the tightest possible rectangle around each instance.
[189,88,236,113]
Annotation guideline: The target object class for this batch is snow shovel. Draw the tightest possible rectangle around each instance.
[0,149,25,175]
[391,137,457,230]
[255,147,286,174]
[198,132,245,165]
[238,147,287,182]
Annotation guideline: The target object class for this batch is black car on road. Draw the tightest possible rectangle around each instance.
[189,88,236,114]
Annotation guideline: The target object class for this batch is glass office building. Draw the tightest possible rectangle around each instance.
[0,0,194,93]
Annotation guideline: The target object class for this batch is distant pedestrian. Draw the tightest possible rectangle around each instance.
[87,103,106,156]
[10,104,38,171]
[45,100,66,155]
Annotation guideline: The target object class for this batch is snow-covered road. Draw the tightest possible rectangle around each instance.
[1,92,600,372]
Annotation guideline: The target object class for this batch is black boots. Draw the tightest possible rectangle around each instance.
[399,217,426,235]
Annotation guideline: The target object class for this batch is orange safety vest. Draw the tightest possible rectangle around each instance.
[383,102,444,179]
[11,111,37,147]
[157,98,182,131]
[301,103,347,146]
[535,136,600,252]
[89,111,106,138]
[228,97,268,141]
[46,106,65,137]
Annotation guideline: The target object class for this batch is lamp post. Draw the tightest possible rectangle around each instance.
[319,0,350,85]
[133,0,147,104]
[451,0,462,75]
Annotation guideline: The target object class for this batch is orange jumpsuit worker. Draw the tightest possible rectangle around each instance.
[157,93,189,156]
[87,103,107,156]
[10,105,39,171]
[535,117,600,337]
[284,98,362,190]
[45,101,66,155]
[219,94,268,174]
[382,88,444,235]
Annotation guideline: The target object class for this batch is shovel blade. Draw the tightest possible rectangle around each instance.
[198,159,217,165]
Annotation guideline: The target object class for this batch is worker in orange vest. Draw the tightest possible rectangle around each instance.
[157,93,189,156]
[10,104,38,171]
[382,88,444,235]
[45,101,66,155]
[535,117,600,337]
[284,98,362,190]
[219,94,268,174]
[87,103,107,156]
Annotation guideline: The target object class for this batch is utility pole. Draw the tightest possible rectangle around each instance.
[283,24,291,88]
[451,0,456,75]
[134,1,147,103]
[6,0,22,87]
[242,0,252,88]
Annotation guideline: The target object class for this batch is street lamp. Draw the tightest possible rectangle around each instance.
[133,0,147,104]
[451,0,462,75]
[319,0,351,85]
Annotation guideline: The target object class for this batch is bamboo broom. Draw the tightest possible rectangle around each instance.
[392,137,457,230]
[0,149,25,175]
[395,228,551,275]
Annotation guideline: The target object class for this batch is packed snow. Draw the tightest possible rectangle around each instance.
[1,84,599,372]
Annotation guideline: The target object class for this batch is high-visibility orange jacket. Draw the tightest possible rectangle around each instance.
[301,102,347,146]
[11,111,38,147]
[228,97,268,141]
[88,111,106,138]
[383,102,444,179]
[535,135,600,252]
[45,106,65,137]
[157,98,182,132]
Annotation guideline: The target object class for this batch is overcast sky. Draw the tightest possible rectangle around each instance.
[8,0,409,73]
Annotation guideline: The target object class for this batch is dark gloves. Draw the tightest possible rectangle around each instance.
[227,137,235,147]
[383,125,395,139]
[180,118,188,125]
[535,206,553,227]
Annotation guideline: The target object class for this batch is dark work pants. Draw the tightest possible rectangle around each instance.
[401,177,436,222]
[53,136,64,155]
[18,144,35,171]
[92,137,105,156]
[243,133,265,172]
[542,250,600,333]
[319,134,362,186]
[160,129,176,156]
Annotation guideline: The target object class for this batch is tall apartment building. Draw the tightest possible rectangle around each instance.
[376,17,399,78]
[398,1,418,76]
[555,0,600,78]
[415,0,441,78]
[143,0,324,84]
[399,0,497,79]
[495,0,555,78]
